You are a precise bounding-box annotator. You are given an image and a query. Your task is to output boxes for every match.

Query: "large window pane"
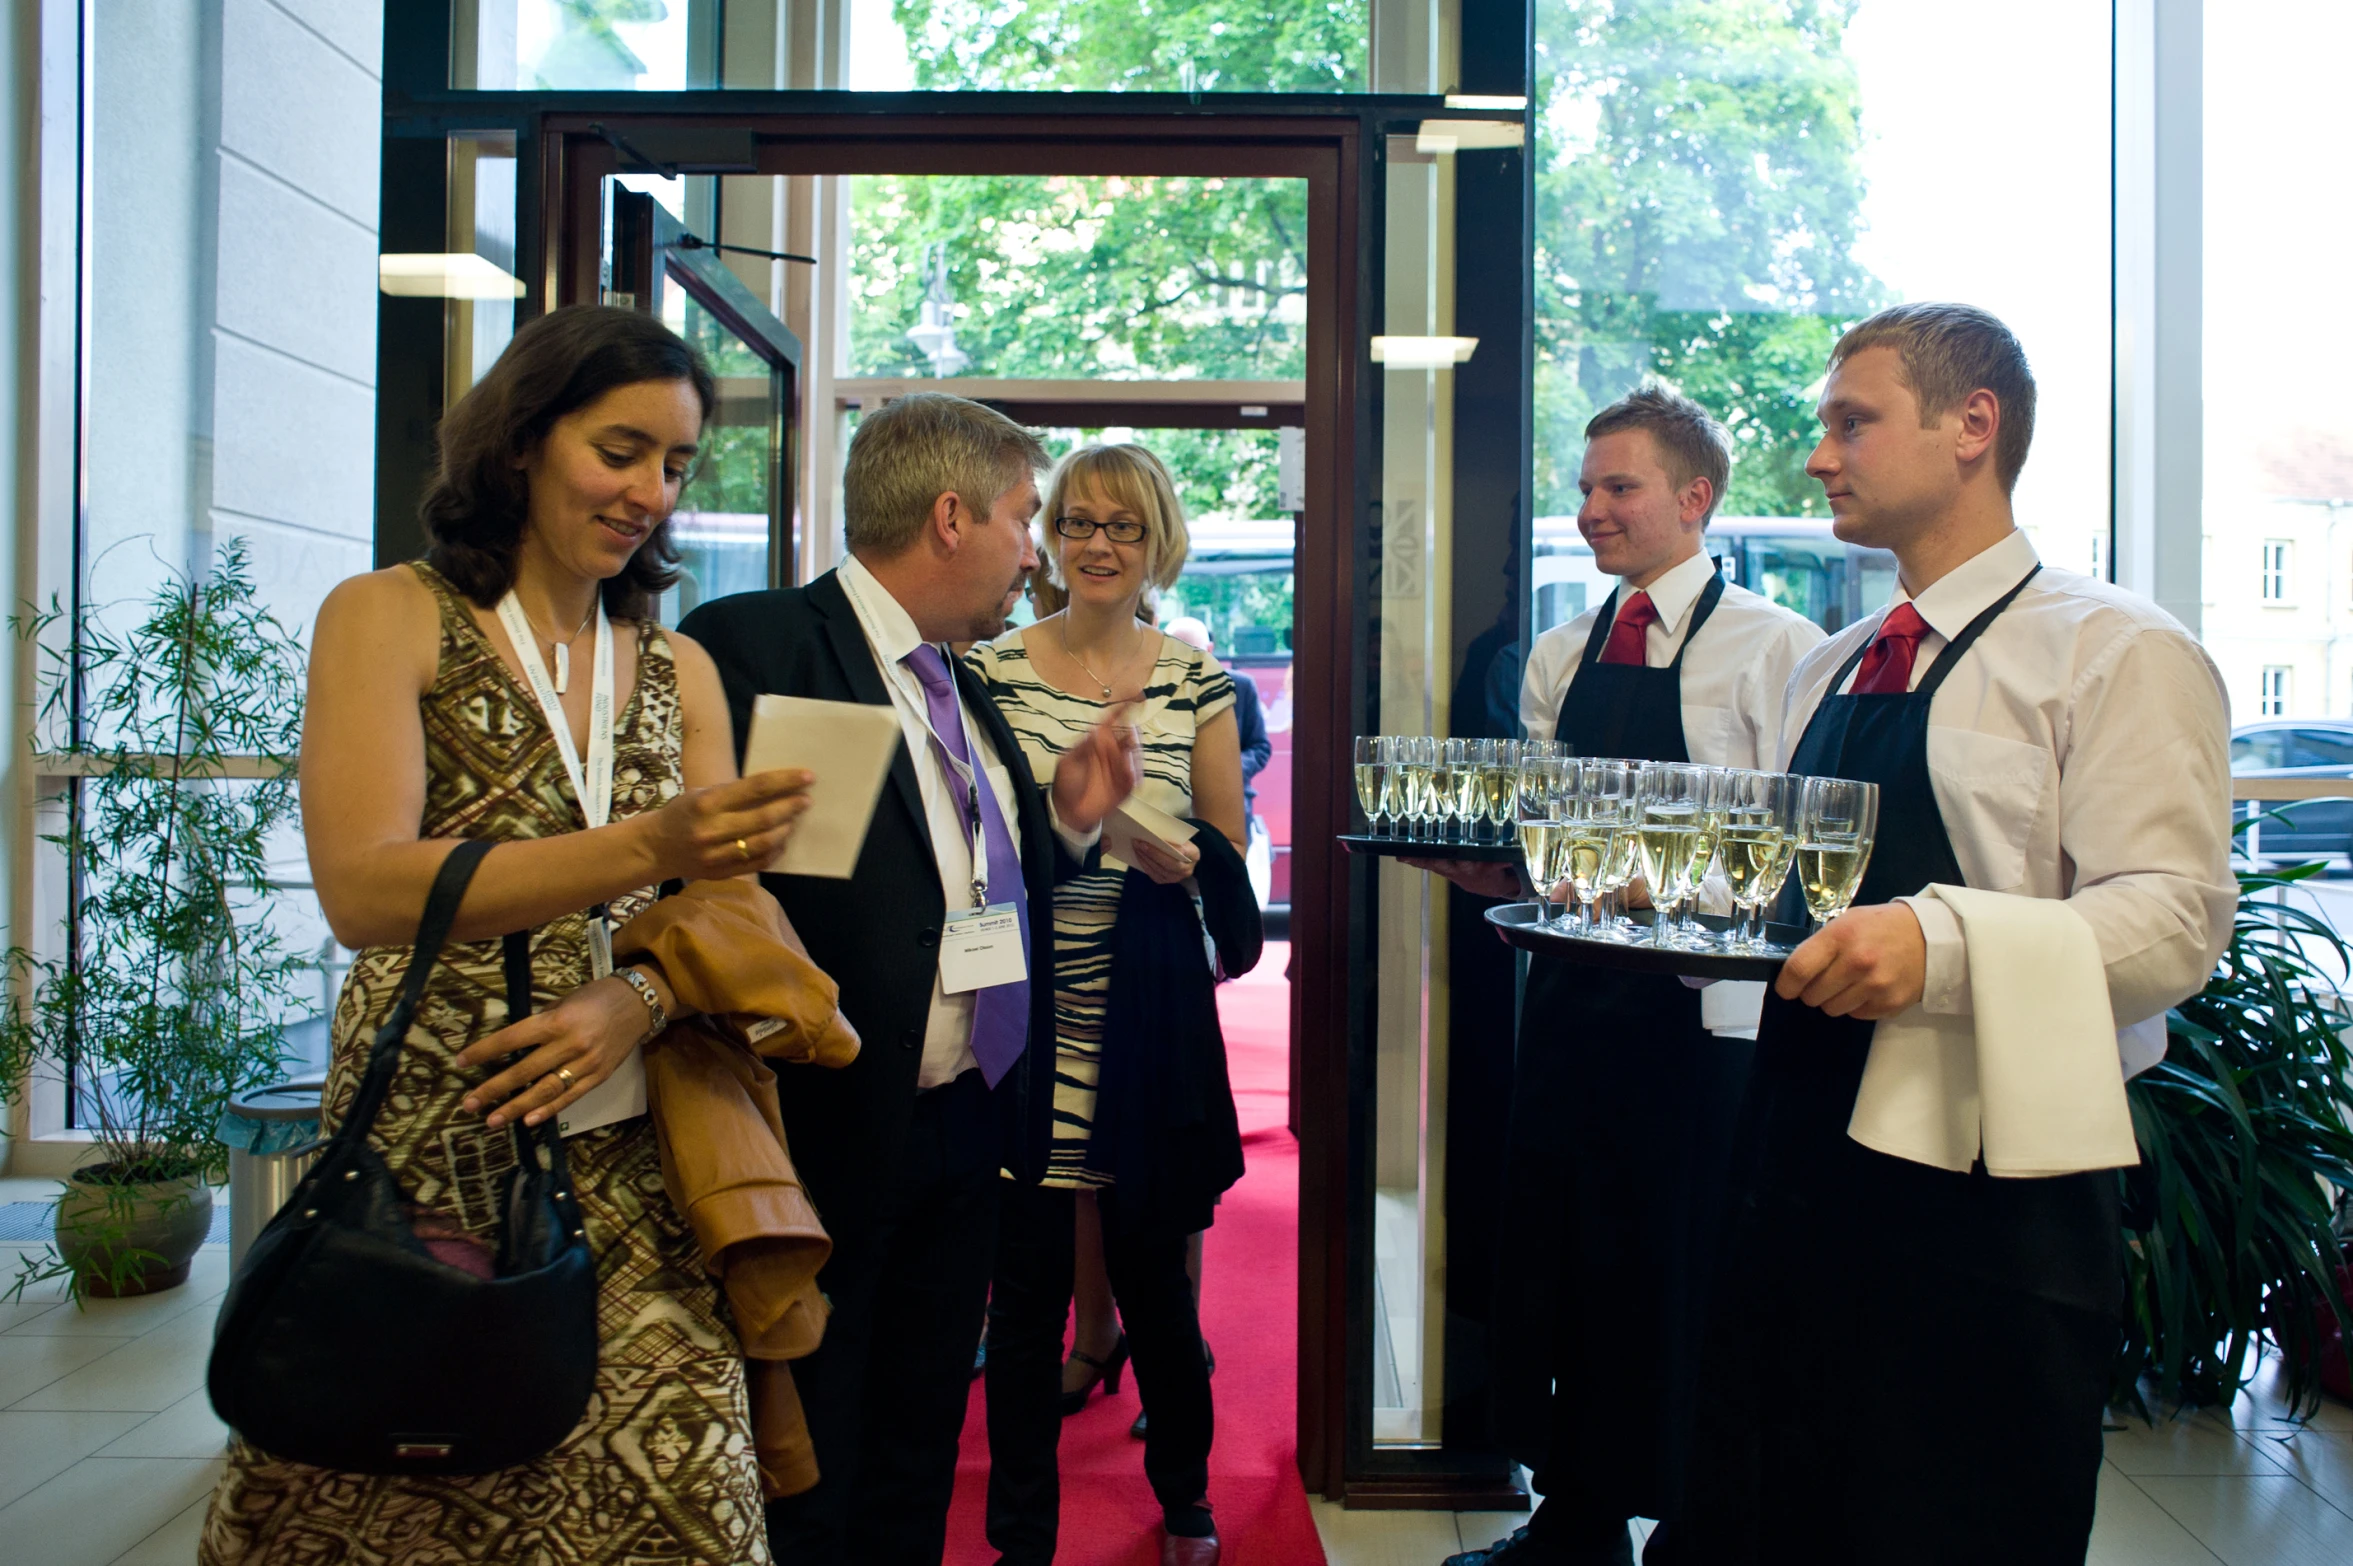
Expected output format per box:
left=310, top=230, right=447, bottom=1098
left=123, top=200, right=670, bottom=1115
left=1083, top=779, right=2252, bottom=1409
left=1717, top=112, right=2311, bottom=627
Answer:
left=1532, top=0, right=2111, bottom=638
left=848, top=175, right=1309, bottom=380
left=2201, top=0, right=2353, bottom=722
left=62, top=0, right=383, bottom=1121
left=459, top=0, right=709, bottom=90
left=852, top=0, right=1368, bottom=92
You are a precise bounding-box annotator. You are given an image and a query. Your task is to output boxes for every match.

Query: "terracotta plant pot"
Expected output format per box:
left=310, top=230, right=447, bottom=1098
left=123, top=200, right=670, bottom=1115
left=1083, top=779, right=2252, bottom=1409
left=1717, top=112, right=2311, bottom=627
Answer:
left=54, top=1164, right=213, bottom=1298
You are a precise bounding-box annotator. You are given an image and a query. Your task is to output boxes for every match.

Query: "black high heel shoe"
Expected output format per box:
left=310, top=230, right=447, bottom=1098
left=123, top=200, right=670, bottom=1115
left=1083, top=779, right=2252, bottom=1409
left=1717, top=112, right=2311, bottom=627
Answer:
left=1061, top=1333, right=1129, bottom=1416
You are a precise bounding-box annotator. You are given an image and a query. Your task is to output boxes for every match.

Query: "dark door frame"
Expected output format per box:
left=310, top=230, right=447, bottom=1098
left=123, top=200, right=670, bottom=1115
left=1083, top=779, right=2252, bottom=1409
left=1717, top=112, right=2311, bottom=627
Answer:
left=378, top=75, right=1530, bottom=1505
left=607, top=187, right=803, bottom=586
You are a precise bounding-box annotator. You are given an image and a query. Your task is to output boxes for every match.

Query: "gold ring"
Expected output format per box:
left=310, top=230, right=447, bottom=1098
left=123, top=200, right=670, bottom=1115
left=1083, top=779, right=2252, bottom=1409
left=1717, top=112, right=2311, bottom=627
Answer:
left=736, top=837, right=752, bottom=862
left=556, top=1066, right=577, bottom=1089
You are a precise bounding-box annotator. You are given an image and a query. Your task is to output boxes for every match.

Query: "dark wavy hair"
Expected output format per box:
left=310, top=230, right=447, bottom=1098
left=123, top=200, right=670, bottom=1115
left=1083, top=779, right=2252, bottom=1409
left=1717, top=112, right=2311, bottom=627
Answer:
left=420, top=305, right=717, bottom=618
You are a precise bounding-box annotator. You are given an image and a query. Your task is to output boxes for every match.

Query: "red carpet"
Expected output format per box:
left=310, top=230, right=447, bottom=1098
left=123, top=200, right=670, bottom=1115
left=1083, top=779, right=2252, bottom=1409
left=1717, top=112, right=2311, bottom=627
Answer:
left=943, top=942, right=1323, bottom=1565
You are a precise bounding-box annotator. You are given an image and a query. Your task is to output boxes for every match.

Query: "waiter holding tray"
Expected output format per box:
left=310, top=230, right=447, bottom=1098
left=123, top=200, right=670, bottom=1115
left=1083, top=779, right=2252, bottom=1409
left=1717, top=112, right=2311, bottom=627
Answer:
left=1677, top=304, right=2235, bottom=1565
left=1414, top=385, right=1819, bottom=1566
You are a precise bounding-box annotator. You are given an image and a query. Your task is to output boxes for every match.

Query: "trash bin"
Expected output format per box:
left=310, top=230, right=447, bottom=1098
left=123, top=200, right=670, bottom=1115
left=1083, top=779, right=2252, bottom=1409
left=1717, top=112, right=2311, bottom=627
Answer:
left=218, top=1081, right=324, bottom=1268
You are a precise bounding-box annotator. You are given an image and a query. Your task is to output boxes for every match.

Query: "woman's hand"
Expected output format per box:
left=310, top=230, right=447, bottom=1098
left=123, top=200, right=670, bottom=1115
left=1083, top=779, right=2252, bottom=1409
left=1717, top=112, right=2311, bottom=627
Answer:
left=1128, top=834, right=1201, bottom=886
left=637, top=767, right=813, bottom=881
left=456, top=975, right=652, bottom=1130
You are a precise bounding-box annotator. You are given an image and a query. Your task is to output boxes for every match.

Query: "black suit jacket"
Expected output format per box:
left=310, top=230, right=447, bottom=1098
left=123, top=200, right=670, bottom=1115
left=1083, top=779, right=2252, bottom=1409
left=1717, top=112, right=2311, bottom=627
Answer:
left=678, top=570, right=1070, bottom=1235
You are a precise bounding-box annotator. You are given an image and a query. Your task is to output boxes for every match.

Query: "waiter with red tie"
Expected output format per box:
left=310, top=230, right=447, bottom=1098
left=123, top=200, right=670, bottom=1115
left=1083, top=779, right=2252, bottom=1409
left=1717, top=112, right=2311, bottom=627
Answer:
left=1677, top=305, right=2234, bottom=1565
left=1418, top=386, right=1819, bottom=1566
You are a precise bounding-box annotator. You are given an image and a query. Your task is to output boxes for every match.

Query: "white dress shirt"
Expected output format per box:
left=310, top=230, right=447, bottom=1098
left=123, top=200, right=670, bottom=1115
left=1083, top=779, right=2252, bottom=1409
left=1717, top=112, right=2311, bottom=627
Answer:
left=838, top=555, right=1093, bottom=1090
left=1775, top=528, right=2236, bottom=1079
left=1520, top=548, right=1824, bottom=1034
left=1520, top=548, right=1824, bottom=769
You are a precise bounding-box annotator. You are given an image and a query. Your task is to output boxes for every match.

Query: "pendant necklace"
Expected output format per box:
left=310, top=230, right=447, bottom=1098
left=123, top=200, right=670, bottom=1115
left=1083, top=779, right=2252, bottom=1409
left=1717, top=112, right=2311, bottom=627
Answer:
left=1060, top=617, right=1134, bottom=701
left=522, top=599, right=597, bottom=694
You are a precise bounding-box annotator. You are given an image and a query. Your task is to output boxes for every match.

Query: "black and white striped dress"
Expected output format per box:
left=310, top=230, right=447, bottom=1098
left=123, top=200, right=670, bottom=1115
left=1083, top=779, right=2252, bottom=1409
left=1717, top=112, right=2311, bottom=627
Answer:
left=968, top=627, right=1237, bottom=1188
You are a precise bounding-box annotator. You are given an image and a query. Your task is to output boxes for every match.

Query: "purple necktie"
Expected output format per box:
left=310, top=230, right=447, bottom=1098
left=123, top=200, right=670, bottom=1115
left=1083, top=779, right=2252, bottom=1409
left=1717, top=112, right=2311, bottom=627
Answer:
left=903, top=643, right=1031, bottom=1087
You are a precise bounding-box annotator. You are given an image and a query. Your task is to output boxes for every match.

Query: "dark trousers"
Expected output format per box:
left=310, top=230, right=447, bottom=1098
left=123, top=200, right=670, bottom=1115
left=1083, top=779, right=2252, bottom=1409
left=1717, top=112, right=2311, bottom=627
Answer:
left=1679, top=1160, right=2119, bottom=1566
left=765, top=1070, right=999, bottom=1566
left=984, top=1180, right=1212, bottom=1564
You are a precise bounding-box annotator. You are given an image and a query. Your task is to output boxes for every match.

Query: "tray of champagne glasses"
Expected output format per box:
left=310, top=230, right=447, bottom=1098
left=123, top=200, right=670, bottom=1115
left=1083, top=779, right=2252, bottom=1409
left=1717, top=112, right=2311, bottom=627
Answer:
left=1339, top=834, right=1523, bottom=863
left=1484, top=902, right=1810, bottom=981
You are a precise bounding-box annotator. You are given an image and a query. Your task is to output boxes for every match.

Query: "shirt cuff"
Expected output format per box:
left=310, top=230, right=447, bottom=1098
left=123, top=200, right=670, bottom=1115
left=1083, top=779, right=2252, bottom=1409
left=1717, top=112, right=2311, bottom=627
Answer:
left=1047, top=797, right=1102, bottom=861
left=1898, top=893, right=1972, bottom=1016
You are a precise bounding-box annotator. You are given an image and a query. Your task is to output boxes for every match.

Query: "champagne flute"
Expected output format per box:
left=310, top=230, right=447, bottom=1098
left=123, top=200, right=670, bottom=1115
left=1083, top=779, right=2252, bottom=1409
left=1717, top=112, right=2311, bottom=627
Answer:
left=1636, top=762, right=1706, bottom=948
left=1561, top=758, right=1629, bottom=934
left=1681, top=765, right=1733, bottom=945
left=1353, top=735, right=1392, bottom=836
left=1483, top=739, right=1522, bottom=844
left=1796, top=776, right=1880, bottom=927
left=1516, top=752, right=1568, bottom=923
left=1395, top=737, right=1435, bottom=843
left=1720, top=770, right=1798, bottom=949
left=1444, top=738, right=1482, bottom=844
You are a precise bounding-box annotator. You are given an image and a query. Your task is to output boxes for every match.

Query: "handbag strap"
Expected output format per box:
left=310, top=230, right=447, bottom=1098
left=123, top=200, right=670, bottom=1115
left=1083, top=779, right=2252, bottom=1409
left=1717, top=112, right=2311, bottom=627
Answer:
left=338, top=840, right=500, bottom=1142
left=499, top=926, right=570, bottom=1178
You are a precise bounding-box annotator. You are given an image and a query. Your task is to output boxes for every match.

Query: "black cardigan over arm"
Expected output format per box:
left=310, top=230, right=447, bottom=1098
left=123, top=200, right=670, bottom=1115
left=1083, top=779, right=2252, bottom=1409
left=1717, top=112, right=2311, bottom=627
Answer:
left=1087, top=822, right=1261, bottom=1234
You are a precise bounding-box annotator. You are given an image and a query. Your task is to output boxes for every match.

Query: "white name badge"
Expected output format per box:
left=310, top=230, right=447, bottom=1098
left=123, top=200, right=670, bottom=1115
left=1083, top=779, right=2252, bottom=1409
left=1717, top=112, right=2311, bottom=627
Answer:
left=938, top=904, right=1026, bottom=994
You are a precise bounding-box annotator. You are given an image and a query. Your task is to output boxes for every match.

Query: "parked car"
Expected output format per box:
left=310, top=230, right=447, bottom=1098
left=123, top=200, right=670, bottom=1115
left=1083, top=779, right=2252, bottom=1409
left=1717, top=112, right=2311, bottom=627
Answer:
left=2230, top=720, right=2353, bottom=866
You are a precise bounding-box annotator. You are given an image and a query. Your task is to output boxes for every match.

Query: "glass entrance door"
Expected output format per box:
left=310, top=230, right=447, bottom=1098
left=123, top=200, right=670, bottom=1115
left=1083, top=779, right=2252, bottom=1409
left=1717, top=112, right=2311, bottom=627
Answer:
left=606, top=186, right=801, bottom=618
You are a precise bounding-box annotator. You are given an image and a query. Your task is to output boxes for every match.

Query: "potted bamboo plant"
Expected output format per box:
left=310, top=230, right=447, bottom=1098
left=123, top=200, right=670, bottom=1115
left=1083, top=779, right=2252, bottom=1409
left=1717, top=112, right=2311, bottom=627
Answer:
left=0, top=540, right=307, bottom=1301
left=2116, top=838, right=2353, bottom=1416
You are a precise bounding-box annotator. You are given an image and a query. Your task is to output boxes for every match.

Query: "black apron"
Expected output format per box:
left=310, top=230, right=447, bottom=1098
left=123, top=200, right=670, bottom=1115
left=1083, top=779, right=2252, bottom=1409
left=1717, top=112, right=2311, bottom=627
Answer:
left=1496, top=572, right=1752, bottom=1536
left=1681, top=569, right=2121, bottom=1566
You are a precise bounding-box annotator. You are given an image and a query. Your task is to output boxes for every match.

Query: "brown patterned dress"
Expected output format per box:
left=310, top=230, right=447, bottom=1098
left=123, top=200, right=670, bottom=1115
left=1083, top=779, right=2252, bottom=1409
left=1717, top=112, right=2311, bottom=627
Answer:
left=201, top=563, right=770, bottom=1566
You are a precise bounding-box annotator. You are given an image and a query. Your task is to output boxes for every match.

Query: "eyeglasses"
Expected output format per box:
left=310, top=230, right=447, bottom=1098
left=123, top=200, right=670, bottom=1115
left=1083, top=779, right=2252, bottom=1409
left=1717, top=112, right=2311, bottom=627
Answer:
left=1052, top=515, right=1148, bottom=544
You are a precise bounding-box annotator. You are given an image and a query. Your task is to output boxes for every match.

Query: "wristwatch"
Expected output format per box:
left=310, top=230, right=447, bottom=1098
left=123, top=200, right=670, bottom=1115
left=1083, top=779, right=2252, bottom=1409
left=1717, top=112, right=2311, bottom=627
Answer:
left=614, top=965, right=669, bottom=1044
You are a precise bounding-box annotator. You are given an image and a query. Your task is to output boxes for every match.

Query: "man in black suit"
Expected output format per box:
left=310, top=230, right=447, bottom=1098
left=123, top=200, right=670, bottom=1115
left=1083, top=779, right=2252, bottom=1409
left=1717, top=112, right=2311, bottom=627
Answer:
left=680, top=393, right=1136, bottom=1566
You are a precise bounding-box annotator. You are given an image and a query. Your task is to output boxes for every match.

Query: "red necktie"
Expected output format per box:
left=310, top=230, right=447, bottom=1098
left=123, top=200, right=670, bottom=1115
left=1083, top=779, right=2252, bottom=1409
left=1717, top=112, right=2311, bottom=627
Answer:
left=1851, top=602, right=1931, bottom=695
left=1599, top=591, right=1658, bottom=666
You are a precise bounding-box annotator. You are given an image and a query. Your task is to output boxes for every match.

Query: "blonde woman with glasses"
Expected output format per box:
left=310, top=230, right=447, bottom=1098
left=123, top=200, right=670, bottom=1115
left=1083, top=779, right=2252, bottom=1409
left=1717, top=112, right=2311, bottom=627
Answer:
left=968, top=444, right=1258, bottom=1566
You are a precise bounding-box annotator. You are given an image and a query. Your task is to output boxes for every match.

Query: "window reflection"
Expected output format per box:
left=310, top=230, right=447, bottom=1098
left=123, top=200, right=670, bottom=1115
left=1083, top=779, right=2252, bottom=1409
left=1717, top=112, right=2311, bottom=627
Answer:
left=1535, top=0, right=2110, bottom=573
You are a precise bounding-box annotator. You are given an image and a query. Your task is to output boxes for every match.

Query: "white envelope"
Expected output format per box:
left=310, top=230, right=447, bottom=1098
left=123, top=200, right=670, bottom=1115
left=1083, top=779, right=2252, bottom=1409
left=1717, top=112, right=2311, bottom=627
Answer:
left=556, top=1048, right=646, bottom=1138
left=1100, top=796, right=1197, bottom=868
left=741, top=693, right=905, bottom=878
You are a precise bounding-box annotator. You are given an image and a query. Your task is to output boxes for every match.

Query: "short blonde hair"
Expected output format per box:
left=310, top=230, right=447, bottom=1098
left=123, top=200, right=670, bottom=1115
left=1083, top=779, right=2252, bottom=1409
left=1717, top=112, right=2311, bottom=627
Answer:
left=1041, top=444, right=1191, bottom=597
left=843, top=392, right=1050, bottom=557
left=1830, top=303, right=2037, bottom=492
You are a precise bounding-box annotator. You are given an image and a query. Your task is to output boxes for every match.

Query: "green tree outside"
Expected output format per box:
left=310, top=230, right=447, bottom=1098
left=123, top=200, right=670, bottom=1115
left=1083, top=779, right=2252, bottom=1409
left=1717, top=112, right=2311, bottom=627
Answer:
left=1535, top=0, right=1887, bottom=518
left=841, top=1, right=1362, bottom=527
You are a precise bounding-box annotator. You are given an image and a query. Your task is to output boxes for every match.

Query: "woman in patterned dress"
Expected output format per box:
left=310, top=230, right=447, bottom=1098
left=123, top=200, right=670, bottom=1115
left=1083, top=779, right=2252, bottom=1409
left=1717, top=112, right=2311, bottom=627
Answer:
left=201, top=307, right=811, bottom=1566
left=968, top=444, right=1249, bottom=1565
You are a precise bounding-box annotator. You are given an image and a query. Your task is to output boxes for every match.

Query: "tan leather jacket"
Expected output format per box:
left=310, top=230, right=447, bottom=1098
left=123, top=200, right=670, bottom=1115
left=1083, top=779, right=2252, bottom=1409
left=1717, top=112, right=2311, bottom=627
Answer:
left=616, top=879, right=860, bottom=1500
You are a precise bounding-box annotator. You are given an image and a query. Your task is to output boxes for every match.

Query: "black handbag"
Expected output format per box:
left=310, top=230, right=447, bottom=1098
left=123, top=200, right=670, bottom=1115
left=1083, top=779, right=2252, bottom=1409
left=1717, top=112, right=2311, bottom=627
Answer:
left=207, top=840, right=600, bottom=1474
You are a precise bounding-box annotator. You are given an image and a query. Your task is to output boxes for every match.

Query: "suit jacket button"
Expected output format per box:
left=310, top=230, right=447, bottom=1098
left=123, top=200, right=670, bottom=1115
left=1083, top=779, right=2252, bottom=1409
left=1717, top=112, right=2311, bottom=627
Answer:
left=901, top=1028, right=920, bottom=1050
left=918, top=927, right=940, bottom=949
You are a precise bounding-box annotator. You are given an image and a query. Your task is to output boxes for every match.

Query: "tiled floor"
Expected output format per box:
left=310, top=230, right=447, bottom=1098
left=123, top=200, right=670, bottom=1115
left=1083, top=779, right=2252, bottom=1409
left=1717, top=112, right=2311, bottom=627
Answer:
left=1, top=1163, right=2348, bottom=1566
left=1312, top=1358, right=2353, bottom=1566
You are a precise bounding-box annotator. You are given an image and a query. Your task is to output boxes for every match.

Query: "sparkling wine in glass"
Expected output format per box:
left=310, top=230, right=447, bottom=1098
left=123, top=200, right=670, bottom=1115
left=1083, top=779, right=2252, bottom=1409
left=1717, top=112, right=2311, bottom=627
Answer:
left=1796, top=776, right=1879, bottom=927
left=1353, top=735, right=1391, bottom=835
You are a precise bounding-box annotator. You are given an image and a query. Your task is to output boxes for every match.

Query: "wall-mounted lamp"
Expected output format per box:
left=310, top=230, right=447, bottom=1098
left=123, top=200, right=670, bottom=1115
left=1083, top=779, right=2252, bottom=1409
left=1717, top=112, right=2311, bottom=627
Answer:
left=378, top=253, right=527, bottom=299
left=1444, top=94, right=1529, bottom=112
left=1415, top=120, right=1526, bottom=155
left=1371, top=336, right=1479, bottom=369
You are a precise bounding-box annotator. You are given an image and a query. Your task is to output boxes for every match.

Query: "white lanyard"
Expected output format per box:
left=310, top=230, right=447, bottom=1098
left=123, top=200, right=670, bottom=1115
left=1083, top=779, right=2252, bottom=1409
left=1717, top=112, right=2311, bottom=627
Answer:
left=497, top=591, right=615, bottom=829
left=840, top=568, right=994, bottom=910
left=496, top=590, right=618, bottom=972
left=923, top=717, right=993, bottom=912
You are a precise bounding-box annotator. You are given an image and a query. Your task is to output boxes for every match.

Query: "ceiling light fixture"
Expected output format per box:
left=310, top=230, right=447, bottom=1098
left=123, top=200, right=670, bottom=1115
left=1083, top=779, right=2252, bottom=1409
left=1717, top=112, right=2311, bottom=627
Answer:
left=378, top=253, right=527, bottom=299
left=1371, top=336, right=1479, bottom=369
left=1415, top=120, right=1526, bottom=155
